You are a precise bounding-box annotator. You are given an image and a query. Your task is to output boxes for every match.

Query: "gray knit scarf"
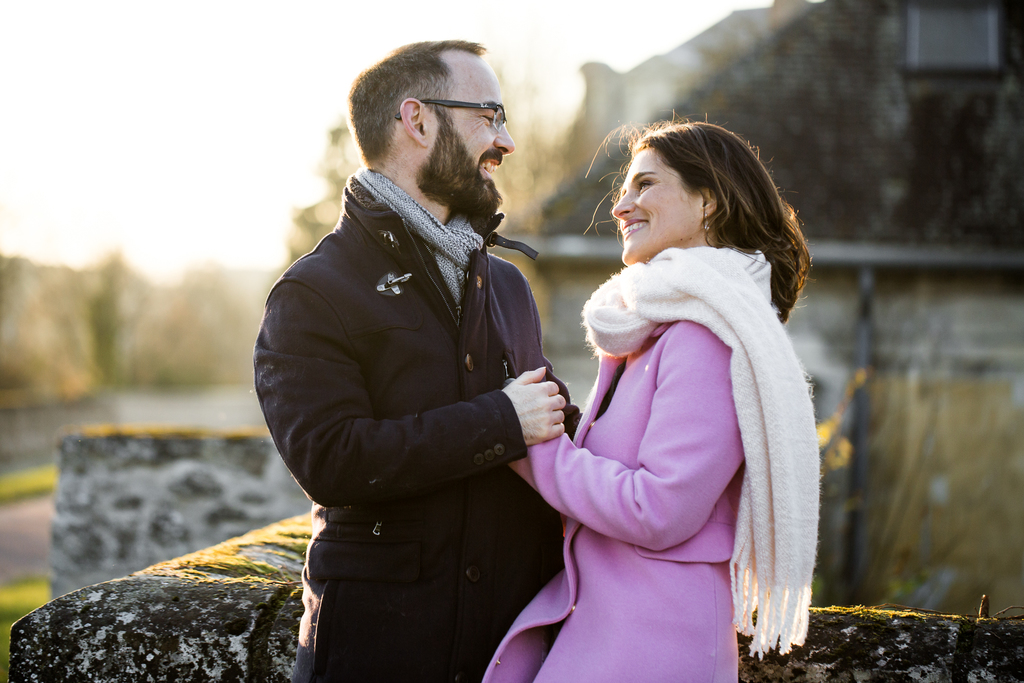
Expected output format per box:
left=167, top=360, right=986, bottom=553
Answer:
left=354, top=168, right=483, bottom=315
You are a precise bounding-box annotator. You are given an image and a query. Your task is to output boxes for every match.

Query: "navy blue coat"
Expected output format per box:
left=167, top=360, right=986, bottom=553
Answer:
left=254, top=180, right=579, bottom=683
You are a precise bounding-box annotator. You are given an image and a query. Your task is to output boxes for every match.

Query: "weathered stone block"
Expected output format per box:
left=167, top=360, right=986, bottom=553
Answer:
left=51, top=427, right=310, bottom=597
left=738, top=607, right=969, bottom=682
left=964, top=618, right=1024, bottom=683
left=11, top=516, right=308, bottom=683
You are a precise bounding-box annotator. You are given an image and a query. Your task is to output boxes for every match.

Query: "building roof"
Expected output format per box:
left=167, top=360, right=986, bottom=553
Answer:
left=660, top=8, right=772, bottom=72
left=538, top=0, right=1024, bottom=250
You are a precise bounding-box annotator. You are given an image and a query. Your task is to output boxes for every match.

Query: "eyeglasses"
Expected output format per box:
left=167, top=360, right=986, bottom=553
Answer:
left=394, top=99, right=507, bottom=132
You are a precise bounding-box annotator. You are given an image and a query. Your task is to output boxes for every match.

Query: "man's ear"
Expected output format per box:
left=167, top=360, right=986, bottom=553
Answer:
left=397, top=98, right=432, bottom=150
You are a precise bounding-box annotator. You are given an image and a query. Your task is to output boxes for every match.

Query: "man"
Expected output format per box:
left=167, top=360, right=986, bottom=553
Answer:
left=254, top=40, right=580, bottom=683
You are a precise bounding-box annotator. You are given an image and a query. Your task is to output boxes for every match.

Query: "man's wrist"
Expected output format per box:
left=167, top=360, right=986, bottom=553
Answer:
left=488, top=389, right=529, bottom=462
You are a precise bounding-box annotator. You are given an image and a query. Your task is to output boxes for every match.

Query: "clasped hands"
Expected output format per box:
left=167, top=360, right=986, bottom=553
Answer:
left=502, top=367, right=566, bottom=446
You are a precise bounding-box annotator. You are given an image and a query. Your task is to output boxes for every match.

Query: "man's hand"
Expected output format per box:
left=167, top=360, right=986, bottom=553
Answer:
left=502, top=367, right=566, bottom=446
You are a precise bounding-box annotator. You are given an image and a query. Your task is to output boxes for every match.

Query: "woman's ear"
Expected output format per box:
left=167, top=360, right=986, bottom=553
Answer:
left=701, top=189, right=718, bottom=219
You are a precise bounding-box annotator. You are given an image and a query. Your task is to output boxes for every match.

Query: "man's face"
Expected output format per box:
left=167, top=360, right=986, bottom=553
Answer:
left=417, top=111, right=504, bottom=221
left=416, top=53, right=515, bottom=222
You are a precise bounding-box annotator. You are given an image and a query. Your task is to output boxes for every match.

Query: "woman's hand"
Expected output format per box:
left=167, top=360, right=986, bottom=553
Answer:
left=502, top=367, right=566, bottom=446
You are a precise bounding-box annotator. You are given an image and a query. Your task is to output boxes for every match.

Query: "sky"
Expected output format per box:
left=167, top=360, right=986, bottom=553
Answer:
left=0, top=0, right=779, bottom=281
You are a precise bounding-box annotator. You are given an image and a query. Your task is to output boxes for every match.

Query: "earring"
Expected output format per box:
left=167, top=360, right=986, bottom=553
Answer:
left=703, top=207, right=709, bottom=231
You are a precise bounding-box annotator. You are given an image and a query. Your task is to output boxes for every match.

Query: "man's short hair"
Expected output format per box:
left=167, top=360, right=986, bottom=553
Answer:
left=348, top=40, right=486, bottom=166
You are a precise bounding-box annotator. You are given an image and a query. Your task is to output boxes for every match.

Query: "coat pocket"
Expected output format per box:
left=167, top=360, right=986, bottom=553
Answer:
left=344, top=289, right=423, bottom=338
left=633, top=521, right=735, bottom=564
left=307, top=537, right=421, bottom=583
left=502, top=349, right=518, bottom=386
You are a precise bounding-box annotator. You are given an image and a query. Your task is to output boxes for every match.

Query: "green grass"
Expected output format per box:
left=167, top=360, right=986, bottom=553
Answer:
left=0, top=576, right=50, bottom=683
left=0, top=465, right=57, bottom=505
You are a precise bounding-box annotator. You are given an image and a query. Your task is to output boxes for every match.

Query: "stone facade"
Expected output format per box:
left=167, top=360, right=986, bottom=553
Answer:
left=50, top=428, right=310, bottom=597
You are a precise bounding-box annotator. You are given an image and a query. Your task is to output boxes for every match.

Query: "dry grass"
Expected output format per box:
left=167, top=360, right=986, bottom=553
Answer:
left=0, top=466, right=57, bottom=506
left=862, top=376, right=1024, bottom=614
left=0, top=576, right=50, bottom=683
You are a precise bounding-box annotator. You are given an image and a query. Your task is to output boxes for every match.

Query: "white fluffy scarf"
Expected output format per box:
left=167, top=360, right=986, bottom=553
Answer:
left=582, top=246, right=819, bottom=657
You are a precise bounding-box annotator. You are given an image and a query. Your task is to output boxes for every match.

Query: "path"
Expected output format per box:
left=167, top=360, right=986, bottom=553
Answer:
left=0, top=495, right=54, bottom=585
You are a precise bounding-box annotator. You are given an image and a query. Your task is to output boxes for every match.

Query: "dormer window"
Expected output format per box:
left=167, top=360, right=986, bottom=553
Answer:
left=906, top=0, right=1003, bottom=73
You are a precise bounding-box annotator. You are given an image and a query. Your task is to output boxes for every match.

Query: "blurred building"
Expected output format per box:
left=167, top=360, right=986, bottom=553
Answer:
left=562, top=0, right=812, bottom=172
left=512, top=0, right=1024, bottom=614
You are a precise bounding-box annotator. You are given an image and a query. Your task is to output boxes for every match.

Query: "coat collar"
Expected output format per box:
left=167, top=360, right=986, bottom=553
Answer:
left=344, top=176, right=503, bottom=236
left=339, top=176, right=545, bottom=260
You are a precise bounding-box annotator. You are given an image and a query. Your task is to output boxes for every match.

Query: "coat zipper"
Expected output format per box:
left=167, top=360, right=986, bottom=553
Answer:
left=409, top=232, right=460, bottom=327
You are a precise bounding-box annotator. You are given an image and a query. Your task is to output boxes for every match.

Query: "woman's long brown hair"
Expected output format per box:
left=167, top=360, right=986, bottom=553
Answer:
left=627, top=120, right=810, bottom=322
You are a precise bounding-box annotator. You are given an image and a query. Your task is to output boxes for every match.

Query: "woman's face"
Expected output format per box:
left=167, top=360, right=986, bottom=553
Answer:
left=613, top=148, right=713, bottom=266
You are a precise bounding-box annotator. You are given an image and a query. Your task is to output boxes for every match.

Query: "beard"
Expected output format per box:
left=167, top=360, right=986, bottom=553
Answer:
left=417, top=111, right=503, bottom=222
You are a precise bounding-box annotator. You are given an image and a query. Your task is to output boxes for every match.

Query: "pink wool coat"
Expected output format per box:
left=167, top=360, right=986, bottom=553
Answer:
left=483, top=321, right=745, bottom=683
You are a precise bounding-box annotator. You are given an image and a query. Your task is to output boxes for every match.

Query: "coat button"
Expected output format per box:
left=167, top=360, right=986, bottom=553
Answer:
left=476, top=275, right=483, bottom=289
left=484, top=449, right=495, bottom=461
left=473, top=453, right=485, bottom=465
left=494, top=443, right=505, bottom=456
left=465, top=354, right=474, bottom=371
left=465, top=565, right=481, bottom=582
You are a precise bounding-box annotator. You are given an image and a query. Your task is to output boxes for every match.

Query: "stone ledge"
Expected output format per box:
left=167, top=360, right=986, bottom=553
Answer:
left=738, top=606, right=1024, bottom=682
left=11, top=516, right=308, bottom=683
left=11, top=516, right=1024, bottom=682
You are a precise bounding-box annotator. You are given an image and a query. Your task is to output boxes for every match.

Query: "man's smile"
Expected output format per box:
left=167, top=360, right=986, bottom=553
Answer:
left=479, top=148, right=503, bottom=181
left=480, top=158, right=499, bottom=179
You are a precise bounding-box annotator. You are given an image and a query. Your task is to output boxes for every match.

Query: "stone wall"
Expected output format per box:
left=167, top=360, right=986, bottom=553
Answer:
left=11, top=516, right=1024, bottom=682
left=50, top=428, right=310, bottom=597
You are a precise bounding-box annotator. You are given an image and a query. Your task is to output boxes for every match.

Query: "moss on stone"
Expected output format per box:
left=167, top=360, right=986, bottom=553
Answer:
left=72, top=424, right=271, bottom=440
left=812, top=604, right=942, bottom=623
left=138, top=516, right=308, bottom=584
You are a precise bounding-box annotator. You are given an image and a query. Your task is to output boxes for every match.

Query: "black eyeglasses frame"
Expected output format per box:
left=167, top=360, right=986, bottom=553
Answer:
left=394, top=99, right=507, bottom=130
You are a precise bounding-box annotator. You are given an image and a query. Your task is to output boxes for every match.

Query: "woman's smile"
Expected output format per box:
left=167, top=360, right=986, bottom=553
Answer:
left=621, top=218, right=648, bottom=238
left=613, top=149, right=713, bottom=266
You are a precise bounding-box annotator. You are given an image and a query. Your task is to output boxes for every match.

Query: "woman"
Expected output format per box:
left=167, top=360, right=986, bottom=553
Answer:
left=489, top=121, right=820, bottom=682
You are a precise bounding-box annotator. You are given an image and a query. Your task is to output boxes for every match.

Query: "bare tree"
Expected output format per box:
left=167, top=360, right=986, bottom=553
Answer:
left=286, top=118, right=361, bottom=266
left=488, top=57, right=575, bottom=233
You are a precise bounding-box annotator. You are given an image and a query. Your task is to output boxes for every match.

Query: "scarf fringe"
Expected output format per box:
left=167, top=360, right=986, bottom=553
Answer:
left=732, top=561, right=813, bottom=657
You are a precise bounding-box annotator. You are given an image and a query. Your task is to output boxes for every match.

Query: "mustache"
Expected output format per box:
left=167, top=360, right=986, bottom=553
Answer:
left=479, top=148, right=503, bottom=167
